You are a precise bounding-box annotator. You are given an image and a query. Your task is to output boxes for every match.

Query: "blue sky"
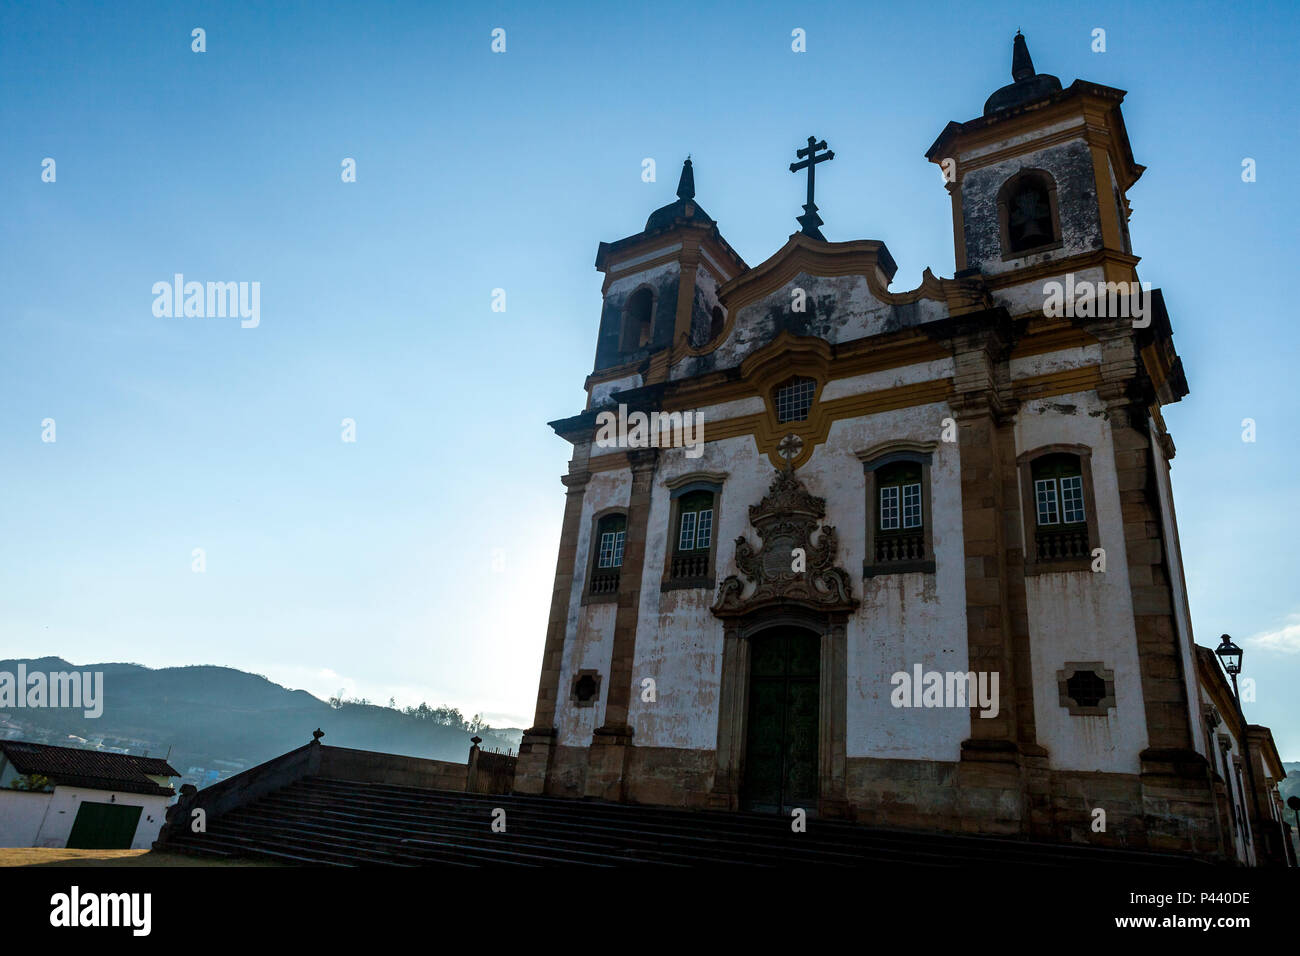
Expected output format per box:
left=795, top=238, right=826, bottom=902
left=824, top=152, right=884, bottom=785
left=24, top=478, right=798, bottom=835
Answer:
left=1, top=1, right=1296, bottom=756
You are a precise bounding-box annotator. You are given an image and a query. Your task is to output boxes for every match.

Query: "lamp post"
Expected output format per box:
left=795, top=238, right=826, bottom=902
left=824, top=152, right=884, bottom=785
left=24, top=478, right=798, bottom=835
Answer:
left=1216, top=634, right=1269, bottom=864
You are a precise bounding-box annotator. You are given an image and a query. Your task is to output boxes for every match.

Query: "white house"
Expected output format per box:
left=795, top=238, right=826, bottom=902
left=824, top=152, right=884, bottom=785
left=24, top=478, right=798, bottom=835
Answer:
left=0, top=740, right=179, bottom=850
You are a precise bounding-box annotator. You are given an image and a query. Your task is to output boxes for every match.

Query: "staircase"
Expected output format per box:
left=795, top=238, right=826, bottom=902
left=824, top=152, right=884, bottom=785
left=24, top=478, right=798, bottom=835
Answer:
left=161, top=776, right=1196, bottom=866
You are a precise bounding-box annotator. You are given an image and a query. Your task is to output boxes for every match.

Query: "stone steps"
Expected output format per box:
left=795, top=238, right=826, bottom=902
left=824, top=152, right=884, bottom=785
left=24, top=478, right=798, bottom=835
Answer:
left=162, top=775, right=1196, bottom=867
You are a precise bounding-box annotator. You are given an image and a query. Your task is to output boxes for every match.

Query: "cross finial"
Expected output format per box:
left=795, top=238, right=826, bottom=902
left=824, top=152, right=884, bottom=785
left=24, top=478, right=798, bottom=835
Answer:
left=777, top=434, right=804, bottom=469
left=789, top=136, right=834, bottom=240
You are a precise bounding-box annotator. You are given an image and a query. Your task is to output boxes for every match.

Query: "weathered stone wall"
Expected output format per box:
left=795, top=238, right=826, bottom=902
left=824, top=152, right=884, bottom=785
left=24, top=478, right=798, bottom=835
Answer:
left=672, top=272, right=949, bottom=381
left=688, top=263, right=722, bottom=346
left=594, top=260, right=681, bottom=371
left=960, top=135, right=1103, bottom=276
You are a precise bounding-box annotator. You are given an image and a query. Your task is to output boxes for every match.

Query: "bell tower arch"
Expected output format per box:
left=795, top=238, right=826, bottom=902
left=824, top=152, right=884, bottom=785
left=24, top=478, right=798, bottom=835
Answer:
left=926, top=32, right=1144, bottom=286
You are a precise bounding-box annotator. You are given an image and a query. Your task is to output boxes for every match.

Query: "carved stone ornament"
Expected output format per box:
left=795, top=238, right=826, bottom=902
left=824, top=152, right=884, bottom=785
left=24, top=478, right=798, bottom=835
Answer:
left=712, top=468, right=857, bottom=618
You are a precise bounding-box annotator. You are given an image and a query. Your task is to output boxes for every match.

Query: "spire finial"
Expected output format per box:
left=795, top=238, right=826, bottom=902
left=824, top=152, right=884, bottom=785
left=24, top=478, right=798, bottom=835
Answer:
left=676, top=157, right=695, bottom=200
left=1011, top=31, right=1035, bottom=82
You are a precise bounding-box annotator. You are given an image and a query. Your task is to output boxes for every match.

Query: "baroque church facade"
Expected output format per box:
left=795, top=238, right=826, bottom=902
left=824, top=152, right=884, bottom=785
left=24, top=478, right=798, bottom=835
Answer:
left=514, top=34, right=1284, bottom=860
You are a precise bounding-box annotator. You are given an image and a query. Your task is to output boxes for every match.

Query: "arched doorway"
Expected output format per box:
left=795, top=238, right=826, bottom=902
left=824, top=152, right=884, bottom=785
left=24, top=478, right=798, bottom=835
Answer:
left=743, top=628, right=820, bottom=813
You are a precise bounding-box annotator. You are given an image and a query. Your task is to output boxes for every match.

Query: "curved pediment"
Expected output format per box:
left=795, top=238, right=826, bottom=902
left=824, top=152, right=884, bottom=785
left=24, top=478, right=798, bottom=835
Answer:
left=670, top=234, right=990, bottom=379
left=717, top=233, right=904, bottom=316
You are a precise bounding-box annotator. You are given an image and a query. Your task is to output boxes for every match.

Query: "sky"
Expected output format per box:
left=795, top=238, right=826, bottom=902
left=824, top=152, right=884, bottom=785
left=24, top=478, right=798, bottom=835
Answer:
left=0, top=1, right=1296, bottom=756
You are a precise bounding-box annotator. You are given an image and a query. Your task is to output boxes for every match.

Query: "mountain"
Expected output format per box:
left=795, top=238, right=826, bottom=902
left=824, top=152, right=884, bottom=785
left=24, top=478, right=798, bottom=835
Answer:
left=0, top=657, right=521, bottom=786
left=1281, top=762, right=1300, bottom=805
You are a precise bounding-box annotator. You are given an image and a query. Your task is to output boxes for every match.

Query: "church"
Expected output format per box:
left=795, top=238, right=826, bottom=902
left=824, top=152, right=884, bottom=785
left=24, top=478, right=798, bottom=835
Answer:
left=513, top=33, right=1290, bottom=861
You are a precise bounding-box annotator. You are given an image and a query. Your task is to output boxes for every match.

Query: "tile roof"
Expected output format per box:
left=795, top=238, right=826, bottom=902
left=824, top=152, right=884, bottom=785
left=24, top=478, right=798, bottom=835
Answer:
left=0, top=740, right=179, bottom=796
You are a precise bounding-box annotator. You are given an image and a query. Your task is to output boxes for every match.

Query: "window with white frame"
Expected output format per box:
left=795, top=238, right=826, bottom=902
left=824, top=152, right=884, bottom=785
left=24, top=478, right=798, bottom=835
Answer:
left=1020, top=448, right=1096, bottom=569
left=1032, top=454, right=1086, bottom=528
left=861, top=447, right=935, bottom=575
left=677, top=491, right=714, bottom=552
left=598, top=531, right=625, bottom=568
left=587, top=512, right=627, bottom=601
left=878, top=461, right=923, bottom=532
left=667, top=487, right=718, bottom=586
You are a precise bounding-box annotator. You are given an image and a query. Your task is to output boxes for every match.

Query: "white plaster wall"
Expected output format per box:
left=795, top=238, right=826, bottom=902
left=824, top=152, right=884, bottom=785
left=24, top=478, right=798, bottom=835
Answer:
left=1150, top=419, right=1205, bottom=759
left=12, top=787, right=171, bottom=849
left=688, top=395, right=765, bottom=422
left=1197, top=684, right=1253, bottom=864
left=959, top=117, right=1086, bottom=162
left=0, top=790, right=52, bottom=847
left=672, top=272, right=950, bottom=381
left=819, top=358, right=954, bottom=400
left=590, top=373, right=642, bottom=409
left=993, top=265, right=1107, bottom=316
left=833, top=406, right=971, bottom=760
left=625, top=396, right=970, bottom=762
left=607, top=245, right=681, bottom=277
left=554, top=470, right=628, bottom=747
left=699, top=248, right=735, bottom=283
left=604, top=259, right=679, bottom=301
left=1017, top=391, right=1149, bottom=773
left=1010, top=344, right=1102, bottom=380
left=626, top=436, right=745, bottom=750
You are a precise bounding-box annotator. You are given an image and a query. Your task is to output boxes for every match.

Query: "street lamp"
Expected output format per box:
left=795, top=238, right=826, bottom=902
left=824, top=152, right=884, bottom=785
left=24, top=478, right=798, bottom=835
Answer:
left=1215, top=633, right=1269, bottom=864
left=1215, top=634, right=1243, bottom=686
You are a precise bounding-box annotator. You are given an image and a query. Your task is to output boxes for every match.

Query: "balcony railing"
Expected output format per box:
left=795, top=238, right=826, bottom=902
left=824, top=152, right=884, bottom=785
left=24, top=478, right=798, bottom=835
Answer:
left=590, top=569, right=620, bottom=594
left=669, top=552, right=710, bottom=583
left=1035, top=526, right=1089, bottom=562
left=875, top=532, right=925, bottom=564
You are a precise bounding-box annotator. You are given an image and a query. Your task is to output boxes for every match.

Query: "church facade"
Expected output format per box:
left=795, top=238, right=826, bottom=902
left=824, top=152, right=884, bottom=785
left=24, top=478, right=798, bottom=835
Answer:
left=514, top=34, right=1279, bottom=860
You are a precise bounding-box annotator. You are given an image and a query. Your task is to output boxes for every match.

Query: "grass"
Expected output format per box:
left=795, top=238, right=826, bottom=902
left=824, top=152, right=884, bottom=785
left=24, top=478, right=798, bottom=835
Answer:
left=0, top=847, right=277, bottom=867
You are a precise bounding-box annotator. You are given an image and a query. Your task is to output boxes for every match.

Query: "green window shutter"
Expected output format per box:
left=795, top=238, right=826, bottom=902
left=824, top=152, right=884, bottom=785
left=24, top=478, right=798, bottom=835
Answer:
left=875, top=461, right=922, bottom=534
left=674, top=491, right=715, bottom=553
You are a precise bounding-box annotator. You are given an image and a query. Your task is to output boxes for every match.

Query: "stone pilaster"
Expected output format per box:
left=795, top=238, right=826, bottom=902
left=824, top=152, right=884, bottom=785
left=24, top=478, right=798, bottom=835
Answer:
left=514, top=460, right=591, bottom=795
left=1094, top=324, right=1217, bottom=854
left=584, top=448, right=658, bottom=800
left=948, top=327, right=1020, bottom=757
left=941, top=318, right=1051, bottom=835
left=817, top=618, right=850, bottom=818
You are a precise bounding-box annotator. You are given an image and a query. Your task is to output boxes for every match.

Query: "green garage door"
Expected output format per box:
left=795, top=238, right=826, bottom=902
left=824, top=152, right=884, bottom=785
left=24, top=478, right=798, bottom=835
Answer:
left=66, top=801, right=143, bottom=849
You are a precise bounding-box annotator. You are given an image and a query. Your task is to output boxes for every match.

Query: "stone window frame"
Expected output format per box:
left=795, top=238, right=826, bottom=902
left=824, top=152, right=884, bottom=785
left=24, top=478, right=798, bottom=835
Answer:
left=1017, top=443, right=1100, bottom=575
left=997, top=168, right=1064, bottom=261
left=660, top=472, right=727, bottom=593
left=582, top=506, right=628, bottom=606
left=856, top=440, right=937, bottom=578
left=1056, top=661, right=1116, bottom=716
left=569, top=669, right=603, bottom=708
left=618, top=284, right=657, bottom=354
left=713, top=606, right=852, bottom=816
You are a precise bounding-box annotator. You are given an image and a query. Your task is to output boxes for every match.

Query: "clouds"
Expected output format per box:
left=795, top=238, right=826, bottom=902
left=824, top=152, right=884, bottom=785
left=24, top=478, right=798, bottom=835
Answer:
left=1246, top=615, right=1300, bottom=654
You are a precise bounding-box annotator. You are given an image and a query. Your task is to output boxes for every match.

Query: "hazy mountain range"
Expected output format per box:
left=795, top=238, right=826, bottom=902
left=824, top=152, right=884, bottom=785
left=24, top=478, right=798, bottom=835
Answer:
left=0, top=657, right=521, bottom=786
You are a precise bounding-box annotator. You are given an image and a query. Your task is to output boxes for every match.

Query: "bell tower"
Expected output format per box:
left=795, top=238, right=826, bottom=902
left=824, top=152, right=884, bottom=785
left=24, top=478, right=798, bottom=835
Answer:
left=926, top=32, right=1144, bottom=287
left=587, top=159, right=746, bottom=405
